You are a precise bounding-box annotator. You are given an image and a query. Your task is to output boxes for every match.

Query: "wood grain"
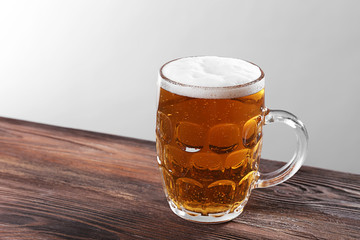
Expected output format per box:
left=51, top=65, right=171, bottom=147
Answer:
left=0, top=117, right=359, bottom=239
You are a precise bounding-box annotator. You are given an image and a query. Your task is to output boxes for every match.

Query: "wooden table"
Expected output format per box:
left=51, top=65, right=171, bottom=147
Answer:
left=0, top=117, right=359, bottom=239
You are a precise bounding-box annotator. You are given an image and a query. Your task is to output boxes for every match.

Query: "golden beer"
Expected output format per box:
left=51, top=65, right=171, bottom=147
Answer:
left=156, top=86, right=265, bottom=217
left=156, top=56, right=308, bottom=223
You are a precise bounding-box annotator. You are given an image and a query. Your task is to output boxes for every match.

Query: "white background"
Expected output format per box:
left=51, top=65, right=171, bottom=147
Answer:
left=1, top=0, right=359, bottom=174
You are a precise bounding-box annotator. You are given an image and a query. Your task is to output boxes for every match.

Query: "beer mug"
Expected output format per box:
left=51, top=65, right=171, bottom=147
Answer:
left=156, top=56, right=308, bottom=223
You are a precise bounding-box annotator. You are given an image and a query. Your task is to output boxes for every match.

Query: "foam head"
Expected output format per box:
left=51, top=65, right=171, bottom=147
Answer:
left=159, top=56, right=264, bottom=99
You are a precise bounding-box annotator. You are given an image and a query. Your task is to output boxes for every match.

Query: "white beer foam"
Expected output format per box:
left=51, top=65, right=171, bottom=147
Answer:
left=160, top=56, right=264, bottom=99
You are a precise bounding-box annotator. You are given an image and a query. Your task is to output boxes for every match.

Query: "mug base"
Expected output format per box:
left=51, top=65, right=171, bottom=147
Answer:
left=168, top=199, right=243, bottom=223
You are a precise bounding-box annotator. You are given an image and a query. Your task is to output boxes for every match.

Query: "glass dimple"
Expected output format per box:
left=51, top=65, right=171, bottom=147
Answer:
left=242, top=115, right=262, bottom=148
left=233, top=171, right=256, bottom=207
left=225, top=149, right=250, bottom=170
left=251, top=139, right=262, bottom=171
left=164, top=144, right=191, bottom=177
left=161, top=167, right=176, bottom=201
left=176, top=178, right=205, bottom=207
left=156, top=137, right=163, bottom=165
left=209, top=124, right=240, bottom=154
left=207, top=180, right=236, bottom=206
left=176, top=122, right=206, bottom=153
left=156, top=111, right=172, bottom=144
left=191, top=152, right=222, bottom=170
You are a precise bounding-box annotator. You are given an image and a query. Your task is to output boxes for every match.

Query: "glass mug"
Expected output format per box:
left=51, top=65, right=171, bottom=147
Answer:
left=155, top=56, right=308, bottom=223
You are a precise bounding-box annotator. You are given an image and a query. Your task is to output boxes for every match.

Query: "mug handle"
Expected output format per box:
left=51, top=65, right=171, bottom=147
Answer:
left=255, top=109, right=309, bottom=188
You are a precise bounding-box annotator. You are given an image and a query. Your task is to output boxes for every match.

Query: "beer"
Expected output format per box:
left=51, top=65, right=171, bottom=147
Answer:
left=156, top=56, right=265, bottom=218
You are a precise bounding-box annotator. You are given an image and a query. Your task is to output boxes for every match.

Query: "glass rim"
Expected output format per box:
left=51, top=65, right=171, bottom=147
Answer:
left=159, top=56, right=265, bottom=90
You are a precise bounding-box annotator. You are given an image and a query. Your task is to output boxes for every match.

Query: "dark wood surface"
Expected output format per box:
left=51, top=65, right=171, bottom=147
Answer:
left=0, top=117, right=359, bottom=240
